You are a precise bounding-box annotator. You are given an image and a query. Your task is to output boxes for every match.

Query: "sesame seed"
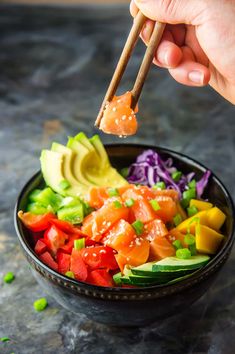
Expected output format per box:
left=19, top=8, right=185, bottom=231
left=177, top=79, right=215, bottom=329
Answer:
left=99, top=249, right=106, bottom=254
left=92, top=253, right=97, bottom=257
left=117, top=99, right=121, bottom=103
left=112, top=107, right=117, bottom=112
left=121, top=115, right=126, bottom=120
left=126, top=257, right=130, bottom=262
left=115, top=119, right=119, bottom=125
left=84, top=252, right=89, bottom=257
left=128, top=116, right=132, bottom=121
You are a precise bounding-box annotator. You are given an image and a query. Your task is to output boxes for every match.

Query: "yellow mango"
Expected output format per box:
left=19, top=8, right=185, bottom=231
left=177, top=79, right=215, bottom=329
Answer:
left=189, top=199, right=213, bottom=211
left=176, top=201, right=187, bottom=221
left=206, top=207, right=226, bottom=231
left=176, top=210, right=208, bottom=234
left=195, top=224, right=224, bottom=254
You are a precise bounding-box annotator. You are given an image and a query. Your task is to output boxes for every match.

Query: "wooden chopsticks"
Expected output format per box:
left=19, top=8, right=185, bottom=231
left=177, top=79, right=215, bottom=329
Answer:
left=95, top=12, right=165, bottom=127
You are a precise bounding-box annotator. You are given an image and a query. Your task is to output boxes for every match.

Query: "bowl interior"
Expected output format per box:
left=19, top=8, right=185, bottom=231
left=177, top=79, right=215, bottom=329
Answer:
left=15, top=144, right=235, bottom=290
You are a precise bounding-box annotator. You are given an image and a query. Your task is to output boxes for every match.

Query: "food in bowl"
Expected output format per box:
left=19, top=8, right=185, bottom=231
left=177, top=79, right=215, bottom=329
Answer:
left=18, top=132, right=226, bottom=288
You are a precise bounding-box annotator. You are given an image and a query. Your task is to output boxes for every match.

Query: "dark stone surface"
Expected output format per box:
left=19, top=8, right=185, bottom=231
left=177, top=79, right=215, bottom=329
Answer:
left=0, top=4, right=234, bottom=354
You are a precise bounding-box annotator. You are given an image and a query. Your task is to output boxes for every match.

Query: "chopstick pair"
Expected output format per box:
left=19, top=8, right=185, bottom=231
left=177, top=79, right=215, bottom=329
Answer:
left=95, top=11, right=165, bottom=127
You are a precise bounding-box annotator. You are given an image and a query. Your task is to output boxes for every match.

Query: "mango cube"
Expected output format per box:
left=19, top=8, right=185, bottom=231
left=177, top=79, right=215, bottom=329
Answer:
left=189, top=199, right=213, bottom=211
left=206, top=207, right=226, bottom=231
left=195, top=224, right=224, bottom=254
left=176, top=210, right=208, bottom=234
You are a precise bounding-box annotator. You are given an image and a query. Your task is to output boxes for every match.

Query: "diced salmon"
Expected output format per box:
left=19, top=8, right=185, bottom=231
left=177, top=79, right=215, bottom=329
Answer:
left=149, top=236, right=176, bottom=261
left=103, top=219, right=136, bottom=252
left=143, top=218, right=168, bottom=241
left=87, top=187, right=109, bottom=209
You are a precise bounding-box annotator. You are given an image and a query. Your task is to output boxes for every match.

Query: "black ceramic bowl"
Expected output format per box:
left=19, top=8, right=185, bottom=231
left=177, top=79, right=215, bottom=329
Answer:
left=15, top=144, right=235, bottom=327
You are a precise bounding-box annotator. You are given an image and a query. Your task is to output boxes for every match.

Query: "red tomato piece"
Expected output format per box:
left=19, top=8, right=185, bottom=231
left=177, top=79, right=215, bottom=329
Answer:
left=143, top=218, right=168, bottom=241
left=34, top=239, right=47, bottom=255
left=39, top=251, right=58, bottom=271
left=49, top=218, right=84, bottom=235
left=100, top=92, right=138, bottom=136
left=80, top=246, right=118, bottom=270
left=70, top=249, right=88, bottom=281
left=86, top=269, right=114, bottom=287
left=18, top=211, right=56, bottom=232
left=44, top=225, right=68, bottom=255
left=57, top=250, right=71, bottom=274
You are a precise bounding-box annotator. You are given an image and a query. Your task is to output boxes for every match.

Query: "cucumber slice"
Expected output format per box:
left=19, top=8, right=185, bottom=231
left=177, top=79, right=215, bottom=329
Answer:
left=131, top=262, right=192, bottom=277
left=152, top=255, right=210, bottom=271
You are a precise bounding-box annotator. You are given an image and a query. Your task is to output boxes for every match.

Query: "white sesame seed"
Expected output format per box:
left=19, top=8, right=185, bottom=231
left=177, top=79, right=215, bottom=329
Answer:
left=126, top=257, right=130, bottom=262
left=112, top=107, right=117, bottom=112
left=99, top=249, right=106, bottom=254
left=117, top=99, right=121, bottom=103
left=128, top=116, right=133, bottom=121
left=84, top=252, right=89, bottom=257
left=92, top=253, right=97, bottom=257
left=121, top=115, right=127, bottom=120
left=115, top=119, right=119, bottom=125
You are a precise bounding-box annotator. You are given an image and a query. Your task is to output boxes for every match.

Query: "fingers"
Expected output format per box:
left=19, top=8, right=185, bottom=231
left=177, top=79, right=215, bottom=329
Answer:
left=153, top=30, right=183, bottom=68
left=168, top=47, right=210, bottom=86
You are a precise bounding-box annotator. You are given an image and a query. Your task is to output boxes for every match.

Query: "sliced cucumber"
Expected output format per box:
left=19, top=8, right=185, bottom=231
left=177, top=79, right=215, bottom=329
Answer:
left=152, top=255, right=210, bottom=271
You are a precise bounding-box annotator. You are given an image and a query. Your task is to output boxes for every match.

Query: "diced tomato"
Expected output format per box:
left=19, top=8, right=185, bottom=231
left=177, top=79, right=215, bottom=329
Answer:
left=166, top=228, right=188, bottom=248
left=59, top=234, right=79, bottom=254
left=82, top=198, right=129, bottom=241
left=88, top=187, right=109, bottom=209
left=143, top=218, right=168, bottom=241
left=57, top=250, right=71, bottom=274
left=100, top=92, right=138, bottom=136
left=49, top=218, right=84, bottom=235
left=70, top=249, right=88, bottom=281
left=116, top=238, right=150, bottom=270
left=103, top=219, right=136, bottom=252
left=80, top=246, right=118, bottom=270
left=86, top=269, right=114, bottom=287
left=34, top=239, right=47, bottom=255
left=39, top=251, right=58, bottom=271
left=149, top=236, right=175, bottom=261
left=44, top=225, right=68, bottom=255
left=122, top=188, right=156, bottom=223
left=85, top=238, right=98, bottom=247
left=18, top=211, right=56, bottom=232
left=154, top=196, right=177, bottom=223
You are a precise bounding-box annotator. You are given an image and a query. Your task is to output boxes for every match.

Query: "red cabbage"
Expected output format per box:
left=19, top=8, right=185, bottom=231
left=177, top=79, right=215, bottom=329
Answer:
left=127, top=149, right=211, bottom=198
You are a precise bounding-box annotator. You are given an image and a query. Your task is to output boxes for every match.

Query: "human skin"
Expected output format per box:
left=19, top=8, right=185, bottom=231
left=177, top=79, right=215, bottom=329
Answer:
left=130, top=0, right=235, bottom=104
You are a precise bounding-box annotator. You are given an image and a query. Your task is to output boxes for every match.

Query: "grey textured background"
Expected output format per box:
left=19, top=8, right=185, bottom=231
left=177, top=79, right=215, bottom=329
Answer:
left=0, top=4, right=235, bottom=354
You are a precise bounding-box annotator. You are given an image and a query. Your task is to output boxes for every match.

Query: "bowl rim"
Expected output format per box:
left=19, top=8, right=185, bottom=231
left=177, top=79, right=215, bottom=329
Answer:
left=14, top=143, right=235, bottom=297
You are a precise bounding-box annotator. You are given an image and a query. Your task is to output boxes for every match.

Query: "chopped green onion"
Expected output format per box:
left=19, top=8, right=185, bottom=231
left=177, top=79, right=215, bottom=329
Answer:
left=173, top=213, right=182, bottom=227
left=181, top=198, right=189, bottom=209
left=0, top=337, right=10, bottom=342
left=113, top=272, right=122, bottom=285
left=176, top=248, right=191, bottom=259
left=120, top=167, right=129, bottom=178
left=124, top=198, right=135, bottom=207
left=59, top=179, right=71, bottom=190
left=188, top=179, right=196, bottom=188
left=172, top=171, right=182, bottom=182
left=184, top=233, right=195, bottom=245
left=149, top=199, right=161, bottom=211
left=173, top=240, right=183, bottom=250
left=74, top=238, right=85, bottom=250
left=153, top=182, right=166, bottom=190
left=187, top=217, right=201, bottom=234
left=113, top=200, right=122, bottom=209
left=108, top=188, right=119, bottom=197
left=33, top=297, right=48, bottom=312
left=189, top=243, right=197, bottom=256
left=187, top=205, right=198, bottom=217
left=65, top=271, right=75, bottom=279
left=3, top=272, right=15, bottom=284
left=183, top=188, right=196, bottom=201
left=132, top=220, right=144, bottom=236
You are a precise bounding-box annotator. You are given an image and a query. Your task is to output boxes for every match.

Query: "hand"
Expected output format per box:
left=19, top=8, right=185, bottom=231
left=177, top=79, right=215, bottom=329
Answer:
left=130, top=0, right=235, bottom=104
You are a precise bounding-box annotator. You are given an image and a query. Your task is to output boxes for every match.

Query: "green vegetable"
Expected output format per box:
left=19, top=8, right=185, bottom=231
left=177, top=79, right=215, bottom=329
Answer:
left=120, top=167, right=129, bottom=178
left=172, top=171, right=182, bottom=182
left=57, top=204, right=84, bottom=224
left=108, top=188, right=119, bottom=197
left=173, top=213, right=182, bottom=226
left=0, top=337, right=10, bottom=342
left=113, top=272, right=122, bottom=285
left=65, top=271, right=75, bottom=279
left=27, top=203, right=53, bottom=215
left=29, top=187, right=62, bottom=211
left=181, top=198, right=189, bottom=209
left=173, top=240, right=183, bottom=250
left=3, top=272, right=15, bottom=284
left=184, top=233, right=195, bottom=246
left=189, top=243, right=197, bottom=256
left=149, top=199, right=161, bottom=211
left=176, top=248, right=191, bottom=259
left=187, top=205, right=198, bottom=217
left=59, top=179, right=71, bottom=190
left=124, top=198, right=135, bottom=207
left=74, top=238, right=85, bottom=250
left=132, top=220, right=144, bottom=236
left=33, top=297, right=48, bottom=312
left=113, top=200, right=122, bottom=209
left=188, top=179, right=196, bottom=188
left=183, top=188, right=196, bottom=201
left=152, top=255, right=210, bottom=271
left=153, top=181, right=166, bottom=190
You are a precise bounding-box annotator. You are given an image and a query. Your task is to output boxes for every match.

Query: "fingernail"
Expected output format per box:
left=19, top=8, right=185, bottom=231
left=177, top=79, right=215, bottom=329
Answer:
left=188, top=71, right=204, bottom=84
left=157, top=51, right=169, bottom=66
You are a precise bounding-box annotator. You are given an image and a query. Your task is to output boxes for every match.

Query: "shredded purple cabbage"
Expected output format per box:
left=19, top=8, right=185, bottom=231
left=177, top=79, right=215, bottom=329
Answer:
left=127, top=149, right=211, bottom=198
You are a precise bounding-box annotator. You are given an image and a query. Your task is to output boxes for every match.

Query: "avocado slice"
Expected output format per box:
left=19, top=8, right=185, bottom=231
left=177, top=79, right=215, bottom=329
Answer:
left=40, top=149, right=87, bottom=197
left=74, top=132, right=97, bottom=152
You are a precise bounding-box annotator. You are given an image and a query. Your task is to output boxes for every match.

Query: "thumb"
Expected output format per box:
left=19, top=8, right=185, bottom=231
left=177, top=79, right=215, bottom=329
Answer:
left=134, top=0, right=208, bottom=25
